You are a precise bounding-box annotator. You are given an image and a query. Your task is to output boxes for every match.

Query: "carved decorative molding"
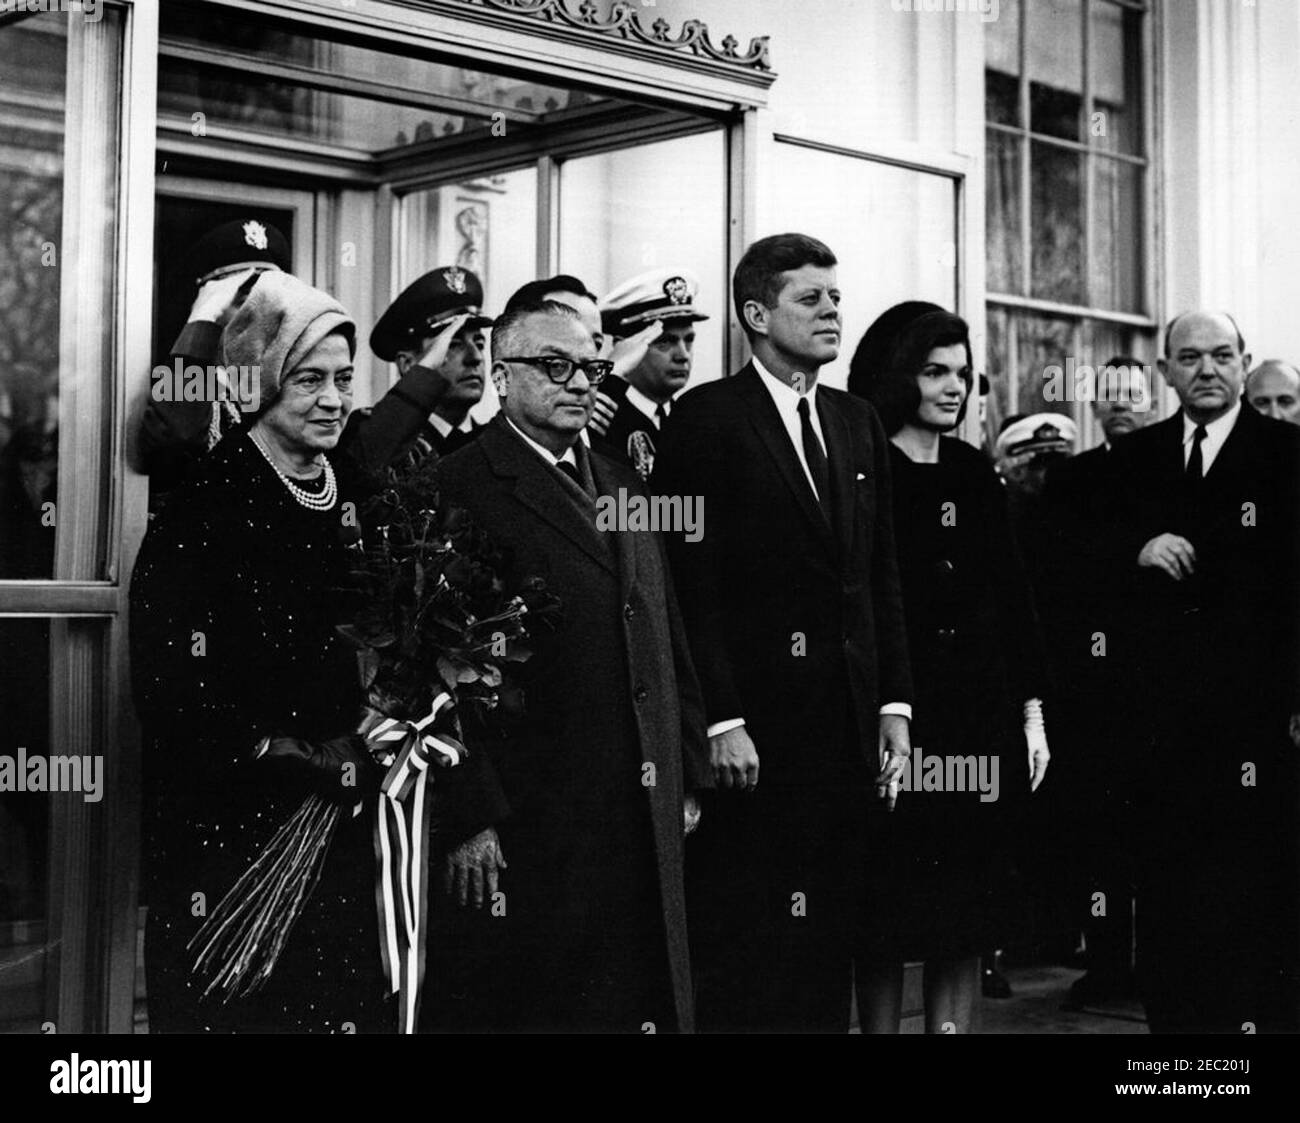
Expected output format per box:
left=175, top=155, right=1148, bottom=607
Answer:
left=448, top=0, right=771, bottom=72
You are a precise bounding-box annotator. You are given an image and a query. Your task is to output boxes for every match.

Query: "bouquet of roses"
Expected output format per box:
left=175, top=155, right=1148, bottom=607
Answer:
left=187, top=455, right=558, bottom=1031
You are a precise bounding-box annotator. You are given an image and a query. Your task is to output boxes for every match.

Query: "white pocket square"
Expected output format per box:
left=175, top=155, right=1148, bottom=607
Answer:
left=856, top=472, right=866, bottom=480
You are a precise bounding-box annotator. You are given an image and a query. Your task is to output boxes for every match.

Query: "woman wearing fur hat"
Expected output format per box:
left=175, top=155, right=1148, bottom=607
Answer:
left=848, top=302, right=1050, bottom=1034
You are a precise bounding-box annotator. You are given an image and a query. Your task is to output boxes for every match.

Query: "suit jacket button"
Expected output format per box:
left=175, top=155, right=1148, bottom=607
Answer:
left=634, top=686, right=648, bottom=704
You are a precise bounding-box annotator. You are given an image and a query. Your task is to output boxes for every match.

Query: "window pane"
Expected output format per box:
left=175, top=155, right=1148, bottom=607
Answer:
left=985, top=305, right=1013, bottom=438
left=1091, top=157, right=1143, bottom=313
left=1016, top=312, right=1077, bottom=419
left=1030, top=142, right=1084, bottom=304
left=984, top=0, right=1021, bottom=126
left=986, top=130, right=1024, bottom=294
left=1028, top=0, right=1083, bottom=140
left=159, top=2, right=609, bottom=158
left=399, top=167, right=539, bottom=421
left=765, top=143, right=958, bottom=391
left=559, top=131, right=727, bottom=386
left=1092, top=0, right=1144, bottom=155
left=0, top=619, right=50, bottom=1032
left=0, top=8, right=120, bottom=580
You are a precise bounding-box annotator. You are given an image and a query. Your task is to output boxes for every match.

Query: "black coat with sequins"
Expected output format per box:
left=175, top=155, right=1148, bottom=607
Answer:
left=129, top=429, right=389, bottom=1033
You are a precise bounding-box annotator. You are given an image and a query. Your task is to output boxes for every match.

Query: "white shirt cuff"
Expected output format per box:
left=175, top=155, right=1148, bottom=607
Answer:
left=879, top=703, right=912, bottom=720
left=706, top=718, right=746, bottom=738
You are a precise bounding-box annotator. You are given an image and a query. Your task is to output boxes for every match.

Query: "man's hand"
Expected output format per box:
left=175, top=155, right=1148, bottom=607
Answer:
left=684, top=793, right=702, bottom=836
left=875, top=714, right=912, bottom=811
left=189, top=267, right=264, bottom=326
left=414, top=313, right=472, bottom=373
left=1027, top=736, right=1050, bottom=792
left=610, top=321, right=664, bottom=380
left=1138, top=532, right=1196, bottom=581
left=710, top=726, right=759, bottom=791
left=441, top=826, right=507, bottom=909
left=589, top=390, right=617, bottom=437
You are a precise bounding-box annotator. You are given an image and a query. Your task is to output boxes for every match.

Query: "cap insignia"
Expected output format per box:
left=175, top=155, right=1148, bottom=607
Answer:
left=242, top=220, right=269, bottom=251
left=663, top=276, right=689, bottom=305
left=443, top=266, right=468, bottom=295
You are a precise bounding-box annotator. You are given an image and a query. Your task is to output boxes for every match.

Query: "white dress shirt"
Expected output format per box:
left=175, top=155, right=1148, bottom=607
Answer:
left=505, top=417, right=578, bottom=468
left=1182, top=400, right=1240, bottom=475
left=753, top=356, right=827, bottom=500
left=625, top=384, right=670, bottom=428
left=428, top=412, right=475, bottom=440
left=707, top=359, right=911, bottom=739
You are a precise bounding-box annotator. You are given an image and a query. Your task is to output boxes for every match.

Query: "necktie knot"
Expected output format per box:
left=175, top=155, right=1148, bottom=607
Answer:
left=655, top=402, right=669, bottom=428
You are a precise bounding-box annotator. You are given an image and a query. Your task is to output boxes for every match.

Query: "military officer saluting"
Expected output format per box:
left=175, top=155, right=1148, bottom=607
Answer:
left=140, top=216, right=291, bottom=499
left=593, top=269, right=709, bottom=480
left=361, top=265, right=495, bottom=466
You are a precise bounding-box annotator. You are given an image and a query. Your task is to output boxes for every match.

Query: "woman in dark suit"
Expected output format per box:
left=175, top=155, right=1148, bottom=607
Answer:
left=848, top=302, right=1050, bottom=1033
left=130, top=273, right=389, bottom=1032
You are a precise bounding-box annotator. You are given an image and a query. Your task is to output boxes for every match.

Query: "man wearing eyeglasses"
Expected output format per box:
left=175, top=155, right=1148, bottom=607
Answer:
left=424, top=300, right=710, bottom=1033
left=1107, top=310, right=1300, bottom=1034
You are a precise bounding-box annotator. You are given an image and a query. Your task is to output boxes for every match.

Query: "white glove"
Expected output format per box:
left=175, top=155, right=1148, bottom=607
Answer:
left=1024, top=697, right=1049, bottom=792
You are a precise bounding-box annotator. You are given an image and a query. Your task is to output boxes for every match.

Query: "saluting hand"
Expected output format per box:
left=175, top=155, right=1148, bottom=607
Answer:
left=710, top=726, right=759, bottom=791
left=1138, top=532, right=1196, bottom=581
left=415, top=312, right=473, bottom=374
left=610, top=320, right=664, bottom=380
left=189, top=267, right=265, bottom=327
left=442, top=826, right=507, bottom=909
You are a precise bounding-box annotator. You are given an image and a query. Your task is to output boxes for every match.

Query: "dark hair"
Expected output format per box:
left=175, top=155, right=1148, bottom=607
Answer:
left=1163, top=312, right=1246, bottom=358
left=732, top=233, right=837, bottom=340
left=847, top=301, right=973, bottom=434
left=504, top=274, right=597, bottom=314
left=491, top=300, right=581, bottom=360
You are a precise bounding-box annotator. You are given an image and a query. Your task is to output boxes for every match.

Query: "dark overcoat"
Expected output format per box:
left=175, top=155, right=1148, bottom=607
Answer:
left=427, top=416, right=709, bottom=1033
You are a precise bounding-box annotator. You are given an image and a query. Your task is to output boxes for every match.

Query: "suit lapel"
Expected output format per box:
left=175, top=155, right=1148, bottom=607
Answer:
left=1202, top=403, right=1253, bottom=487
left=479, top=418, right=616, bottom=575
left=734, top=366, right=837, bottom=554
left=588, top=449, right=637, bottom=604
left=817, top=391, right=855, bottom=559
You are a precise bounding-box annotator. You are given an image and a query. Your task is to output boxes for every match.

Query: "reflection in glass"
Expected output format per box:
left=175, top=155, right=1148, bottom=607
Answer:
left=158, top=2, right=607, bottom=157
left=1016, top=313, right=1076, bottom=419
left=1092, top=158, right=1143, bottom=313
left=1028, top=0, right=1082, bottom=140
left=1030, top=142, right=1083, bottom=305
left=986, top=129, right=1023, bottom=295
left=0, top=619, right=50, bottom=1032
left=399, top=167, right=539, bottom=421
left=560, top=132, right=727, bottom=386
left=0, top=13, right=65, bottom=579
left=1092, top=0, right=1143, bottom=155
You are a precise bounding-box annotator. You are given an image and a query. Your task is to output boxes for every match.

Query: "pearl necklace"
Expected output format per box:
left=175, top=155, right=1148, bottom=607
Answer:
left=250, top=431, right=338, bottom=511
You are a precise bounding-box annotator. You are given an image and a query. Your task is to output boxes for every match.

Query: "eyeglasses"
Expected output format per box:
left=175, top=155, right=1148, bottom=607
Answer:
left=498, top=356, right=613, bottom=386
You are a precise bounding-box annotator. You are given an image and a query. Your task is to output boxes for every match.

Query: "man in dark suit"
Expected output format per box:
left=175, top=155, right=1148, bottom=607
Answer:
left=654, top=233, right=914, bottom=1032
left=1043, top=358, right=1151, bottom=1007
left=426, top=300, right=710, bottom=1033
left=592, top=268, right=709, bottom=481
left=1108, top=311, right=1300, bottom=1033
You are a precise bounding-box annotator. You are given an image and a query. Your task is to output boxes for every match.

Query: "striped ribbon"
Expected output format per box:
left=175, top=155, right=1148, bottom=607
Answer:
left=362, top=694, right=464, bottom=1034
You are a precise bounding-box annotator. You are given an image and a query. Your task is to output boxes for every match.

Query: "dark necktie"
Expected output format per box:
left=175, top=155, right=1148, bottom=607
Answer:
left=797, top=397, right=832, bottom=523
left=1186, top=424, right=1207, bottom=482
left=555, top=459, right=585, bottom=492
left=655, top=403, right=669, bottom=429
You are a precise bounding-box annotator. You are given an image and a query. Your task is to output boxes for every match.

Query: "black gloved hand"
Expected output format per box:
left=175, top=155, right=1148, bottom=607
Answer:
left=259, top=733, right=381, bottom=804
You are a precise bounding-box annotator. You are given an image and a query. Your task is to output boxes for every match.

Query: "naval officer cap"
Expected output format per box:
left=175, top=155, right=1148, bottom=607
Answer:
left=192, top=217, right=291, bottom=287
left=599, top=268, right=710, bottom=338
left=369, top=265, right=494, bottom=362
left=995, top=412, right=1078, bottom=459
